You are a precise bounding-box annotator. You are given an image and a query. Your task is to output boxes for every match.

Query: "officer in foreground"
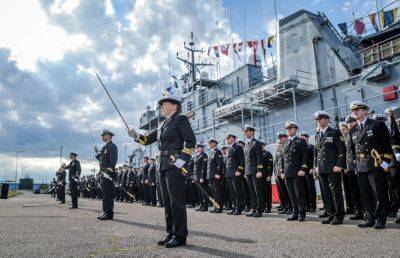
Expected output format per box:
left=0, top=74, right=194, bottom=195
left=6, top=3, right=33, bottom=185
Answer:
left=127, top=88, right=196, bottom=248
left=62, top=152, right=81, bottom=208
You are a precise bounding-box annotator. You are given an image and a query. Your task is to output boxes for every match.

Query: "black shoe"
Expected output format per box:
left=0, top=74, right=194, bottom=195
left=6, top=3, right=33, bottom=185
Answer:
left=233, top=210, right=242, bottom=215
left=186, top=204, right=195, bottom=208
left=227, top=210, right=235, bottom=215
left=278, top=208, right=287, bottom=215
left=244, top=208, right=251, bottom=212
left=199, top=207, right=208, bottom=212
left=387, top=211, right=397, bottom=218
left=157, top=237, right=172, bottom=246
left=97, top=213, right=105, bottom=219
left=349, top=214, right=364, bottom=220
left=99, top=214, right=113, bottom=220
left=246, top=210, right=256, bottom=217
left=69, top=206, right=77, bottom=209
left=59, top=201, right=65, bottom=204
left=395, top=218, right=400, bottom=224
left=309, top=208, right=316, bottom=213
left=319, top=211, right=329, bottom=218
left=214, top=209, right=223, bottom=214
left=285, top=209, right=293, bottom=215
left=287, top=214, right=299, bottom=221
left=358, top=220, right=375, bottom=228
left=264, top=208, right=271, bottom=213
left=209, top=209, right=216, bottom=213
left=321, top=216, right=334, bottom=224
left=165, top=238, right=186, bottom=248
left=253, top=212, right=262, bottom=217
left=374, top=221, right=386, bottom=229
left=330, top=218, right=343, bottom=225
left=298, top=216, right=306, bottom=222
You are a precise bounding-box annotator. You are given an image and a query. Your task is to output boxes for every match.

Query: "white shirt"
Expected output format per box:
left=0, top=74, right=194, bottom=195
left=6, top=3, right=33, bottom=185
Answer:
left=319, top=126, right=329, bottom=135
left=358, top=116, right=368, bottom=129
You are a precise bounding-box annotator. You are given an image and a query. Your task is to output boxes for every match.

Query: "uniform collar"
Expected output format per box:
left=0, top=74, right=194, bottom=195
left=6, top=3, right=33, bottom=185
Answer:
left=358, top=116, right=368, bottom=127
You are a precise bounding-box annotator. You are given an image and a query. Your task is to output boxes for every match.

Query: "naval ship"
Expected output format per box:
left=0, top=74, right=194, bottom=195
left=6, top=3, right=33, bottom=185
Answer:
left=131, top=9, right=400, bottom=165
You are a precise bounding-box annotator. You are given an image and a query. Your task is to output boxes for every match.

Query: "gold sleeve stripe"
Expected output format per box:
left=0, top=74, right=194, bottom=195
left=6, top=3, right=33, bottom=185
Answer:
left=182, top=148, right=194, bottom=156
left=302, top=164, right=308, bottom=168
left=238, top=166, right=244, bottom=170
left=384, top=154, right=392, bottom=159
left=392, top=145, right=400, bottom=149
left=257, top=165, right=264, bottom=169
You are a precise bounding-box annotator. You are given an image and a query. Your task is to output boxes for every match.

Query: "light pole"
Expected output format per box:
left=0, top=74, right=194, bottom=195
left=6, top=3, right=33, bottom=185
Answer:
left=15, top=150, right=24, bottom=188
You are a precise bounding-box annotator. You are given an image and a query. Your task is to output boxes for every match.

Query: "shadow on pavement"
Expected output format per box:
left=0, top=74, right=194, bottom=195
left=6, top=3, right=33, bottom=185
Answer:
left=113, top=219, right=256, bottom=244
left=183, top=244, right=256, bottom=257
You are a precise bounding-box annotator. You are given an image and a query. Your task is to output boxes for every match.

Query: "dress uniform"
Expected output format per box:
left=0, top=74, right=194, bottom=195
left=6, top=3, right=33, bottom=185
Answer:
left=206, top=139, right=224, bottom=213
left=349, top=101, right=392, bottom=229
left=275, top=133, right=292, bottom=214
left=148, top=159, right=158, bottom=206
left=128, top=88, right=196, bottom=248
left=261, top=142, right=274, bottom=213
left=63, top=152, right=81, bottom=208
left=339, top=121, right=364, bottom=220
left=116, top=167, right=123, bottom=201
left=121, top=165, right=129, bottom=202
left=299, top=132, right=317, bottom=212
left=225, top=133, right=245, bottom=215
left=221, top=146, right=231, bottom=210
left=185, top=157, right=197, bottom=208
left=243, top=125, right=265, bottom=218
left=314, top=111, right=346, bottom=225
left=283, top=121, right=308, bottom=221
left=57, top=167, right=66, bottom=204
left=193, top=143, right=209, bottom=212
left=142, top=158, right=150, bottom=205
left=95, top=129, right=118, bottom=220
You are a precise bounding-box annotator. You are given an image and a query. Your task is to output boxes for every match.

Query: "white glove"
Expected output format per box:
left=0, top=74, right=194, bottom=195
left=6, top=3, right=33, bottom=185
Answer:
left=126, top=129, right=139, bottom=140
left=380, top=161, right=389, bottom=170
left=395, top=153, right=400, bottom=162
left=174, top=158, right=186, bottom=169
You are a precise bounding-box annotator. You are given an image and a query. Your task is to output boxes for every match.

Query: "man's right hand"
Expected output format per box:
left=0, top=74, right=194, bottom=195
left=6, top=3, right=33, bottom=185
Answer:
left=200, top=178, right=204, bottom=183
left=126, top=129, right=139, bottom=140
left=235, top=171, right=241, bottom=177
left=280, top=174, right=285, bottom=180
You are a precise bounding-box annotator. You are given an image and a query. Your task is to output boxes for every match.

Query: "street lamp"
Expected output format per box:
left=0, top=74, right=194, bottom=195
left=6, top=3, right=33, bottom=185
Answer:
left=15, top=150, right=24, bottom=187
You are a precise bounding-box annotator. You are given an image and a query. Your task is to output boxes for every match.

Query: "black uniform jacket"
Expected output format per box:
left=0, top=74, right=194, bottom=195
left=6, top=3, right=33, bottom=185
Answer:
left=262, top=150, right=274, bottom=177
left=244, top=138, right=264, bottom=176
left=282, top=136, right=308, bottom=178
left=148, top=164, right=157, bottom=183
left=314, top=127, right=346, bottom=174
left=65, top=159, right=81, bottom=182
left=207, top=148, right=223, bottom=180
left=136, top=112, right=196, bottom=172
left=225, top=143, right=245, bottom=178
left=95, top=141, right=118, bottom=180
left=349, top=118, right=392, bottom=173
left=193, top=152, right=208, bottom=181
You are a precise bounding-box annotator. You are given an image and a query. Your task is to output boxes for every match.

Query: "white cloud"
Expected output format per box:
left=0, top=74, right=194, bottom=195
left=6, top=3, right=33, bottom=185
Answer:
left=0, top=0, right=89, bottom=71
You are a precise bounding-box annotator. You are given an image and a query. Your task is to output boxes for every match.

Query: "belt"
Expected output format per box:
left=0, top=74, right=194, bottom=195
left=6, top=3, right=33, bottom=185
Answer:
left=159, top=150, right=181, bottom=156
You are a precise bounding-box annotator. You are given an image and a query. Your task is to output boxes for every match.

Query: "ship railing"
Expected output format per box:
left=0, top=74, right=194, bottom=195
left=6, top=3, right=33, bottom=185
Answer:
left=341, top=33, right=400, bottom=73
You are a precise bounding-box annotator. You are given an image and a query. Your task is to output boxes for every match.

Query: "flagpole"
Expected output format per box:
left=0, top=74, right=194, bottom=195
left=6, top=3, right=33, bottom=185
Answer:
left=229, top=7, right=236, bottom=70
left=243, top=3, right=247, bottom=64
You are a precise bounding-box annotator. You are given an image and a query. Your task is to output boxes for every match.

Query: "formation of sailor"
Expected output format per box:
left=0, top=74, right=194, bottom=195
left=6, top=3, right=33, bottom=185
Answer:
left=49, top=99, right=400, bottom=241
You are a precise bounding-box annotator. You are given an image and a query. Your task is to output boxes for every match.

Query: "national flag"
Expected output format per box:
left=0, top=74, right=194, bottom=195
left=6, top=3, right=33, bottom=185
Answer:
left=369, top=13, right=379, bottom=32
left=267, top=36, right=275, bottom=48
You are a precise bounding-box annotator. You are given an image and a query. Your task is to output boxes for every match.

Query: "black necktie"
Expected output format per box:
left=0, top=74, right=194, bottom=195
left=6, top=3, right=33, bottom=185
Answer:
left=360, top=124, right=364, bottom=130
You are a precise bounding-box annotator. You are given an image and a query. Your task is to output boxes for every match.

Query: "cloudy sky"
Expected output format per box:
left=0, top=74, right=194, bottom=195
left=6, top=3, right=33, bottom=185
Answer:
left=0, top=0, right=397, bottom=183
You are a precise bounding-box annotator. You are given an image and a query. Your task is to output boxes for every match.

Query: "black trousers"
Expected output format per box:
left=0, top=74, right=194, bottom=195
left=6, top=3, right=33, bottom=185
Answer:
left=143, top=183, right=150, bottom=204
left=156, top=173, right=163, bottom=205
left=101, top=178, right=115, bottom=215
left=226, top=176, right=244, bottom=211
left=222, top=178, right=230, bottom=207
left=342, top=173, right=354, bottom=211
left=70, top=180, right=79, bottom=208
left=149, top=183, right=157, bottom=205
left=387, top=167, right=400, bottom=213
left=58, top=185, right=65, bottom=202
left=276, top=176, right=291, bottom=209
left=160, top=168, right=188, bottom=241
left=345, top=171, right=363, bottom=214
left=305, top=173, right=317, bottom=210
left=285, top=176, right=307, bottom=215
left=210, top=178, right=223, bottom=209
left=264, top=180, right=272, bottom=211
left=242, top=176, right=251, bottom=208
left=319, top=173, right=345, bottom=219
left=246, top=175, right=265, bottom=213
left=357, top=170, right=388, bottom=222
